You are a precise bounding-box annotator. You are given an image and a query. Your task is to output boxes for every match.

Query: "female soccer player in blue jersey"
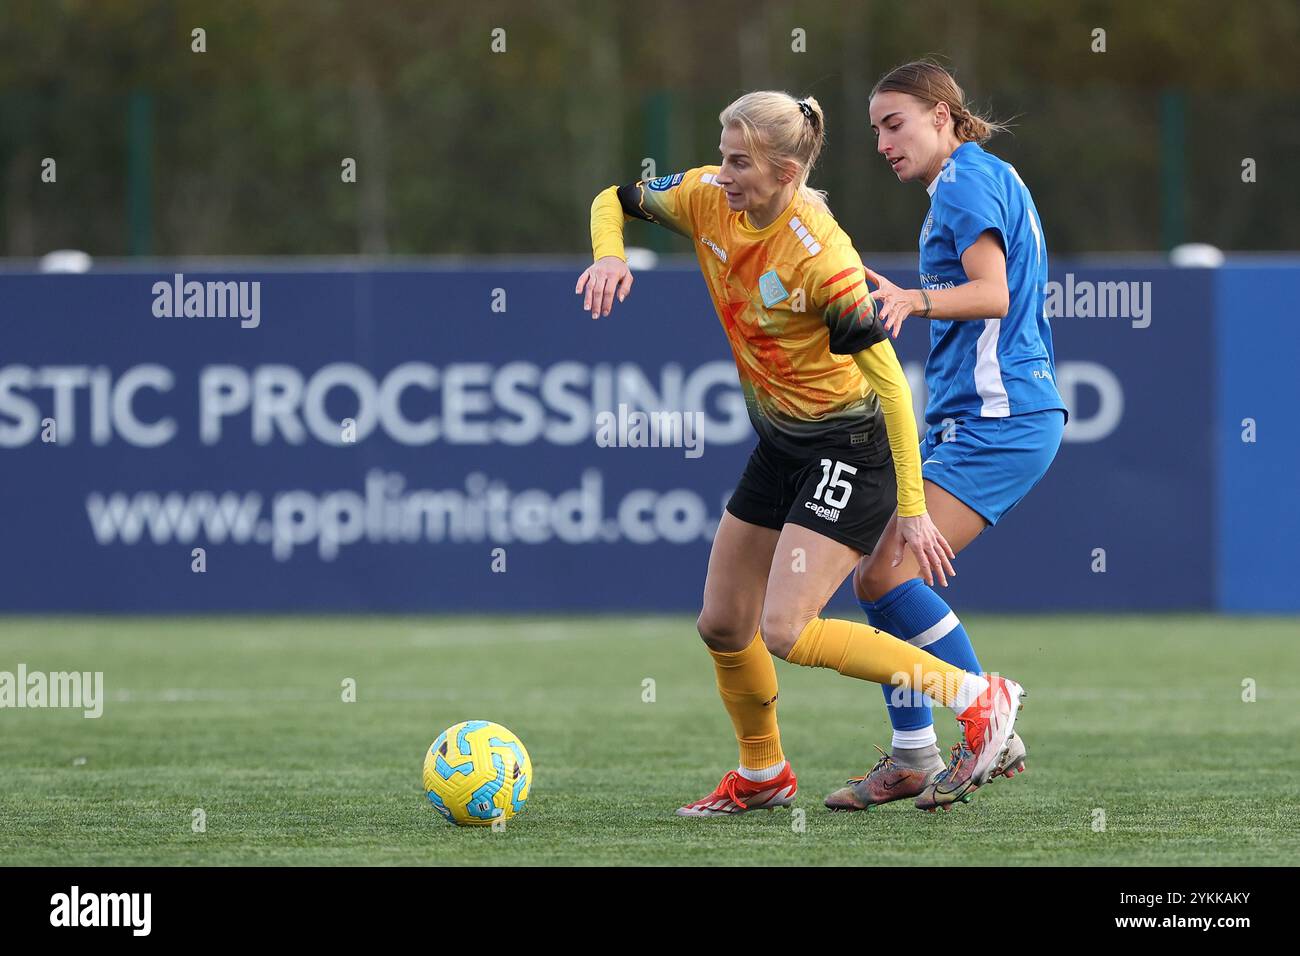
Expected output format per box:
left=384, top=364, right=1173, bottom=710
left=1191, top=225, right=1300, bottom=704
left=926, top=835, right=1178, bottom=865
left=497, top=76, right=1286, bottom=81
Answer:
left=823, top=61, right=1067, bottom=811
left=578, top=90, right=1025, bottom=816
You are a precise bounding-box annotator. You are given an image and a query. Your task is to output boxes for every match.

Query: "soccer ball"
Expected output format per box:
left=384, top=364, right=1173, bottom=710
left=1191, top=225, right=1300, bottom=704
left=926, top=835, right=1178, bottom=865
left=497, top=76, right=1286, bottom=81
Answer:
left=423, top=719, right=532, bottom=826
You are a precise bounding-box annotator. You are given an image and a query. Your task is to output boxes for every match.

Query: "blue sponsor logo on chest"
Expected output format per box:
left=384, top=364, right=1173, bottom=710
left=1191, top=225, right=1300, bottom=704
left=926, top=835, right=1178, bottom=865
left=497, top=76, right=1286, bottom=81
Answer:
left=758, top=269, right=789, bottom=308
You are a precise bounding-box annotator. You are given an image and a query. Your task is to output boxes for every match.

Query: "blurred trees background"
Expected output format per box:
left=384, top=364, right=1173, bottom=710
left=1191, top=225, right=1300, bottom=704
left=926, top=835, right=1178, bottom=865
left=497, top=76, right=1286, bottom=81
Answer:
left=1, top=0, right=1298, bottom=258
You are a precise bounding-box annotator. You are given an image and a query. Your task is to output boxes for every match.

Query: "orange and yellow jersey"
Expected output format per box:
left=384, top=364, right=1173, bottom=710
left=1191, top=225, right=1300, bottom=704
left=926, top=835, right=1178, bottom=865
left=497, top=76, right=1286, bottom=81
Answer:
left=590, top=166, right=925, bottom=516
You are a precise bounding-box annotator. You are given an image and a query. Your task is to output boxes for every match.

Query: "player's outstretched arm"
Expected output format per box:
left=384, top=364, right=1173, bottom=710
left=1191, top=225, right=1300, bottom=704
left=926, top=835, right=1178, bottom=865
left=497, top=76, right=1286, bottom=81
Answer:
left=576, top=186, right=636, bottom=319
left=863, top=235, right=1009, bottom=338
left=577, top=171, right=705, bottom=318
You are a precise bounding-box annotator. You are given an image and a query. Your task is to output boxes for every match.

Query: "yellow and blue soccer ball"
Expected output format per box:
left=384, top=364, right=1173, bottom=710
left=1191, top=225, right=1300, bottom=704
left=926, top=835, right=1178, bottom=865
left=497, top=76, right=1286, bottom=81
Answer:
left=423, top=720, right=532, bottom=826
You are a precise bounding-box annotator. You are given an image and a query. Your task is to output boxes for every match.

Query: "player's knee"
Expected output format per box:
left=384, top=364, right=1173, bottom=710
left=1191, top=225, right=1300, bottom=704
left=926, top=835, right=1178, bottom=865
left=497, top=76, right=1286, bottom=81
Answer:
left=853, top=557, right=892, bottom=603
left=758, top=607, right=804, bottom=660
left=695, top=610, right=755, bottom=653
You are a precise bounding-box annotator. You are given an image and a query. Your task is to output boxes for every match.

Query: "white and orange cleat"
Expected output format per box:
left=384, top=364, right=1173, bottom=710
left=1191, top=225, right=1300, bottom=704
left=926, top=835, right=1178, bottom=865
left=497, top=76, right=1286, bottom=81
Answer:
left=917, top=675, right=1025, bottom=810
left=675, top=763, right=798, bottom=817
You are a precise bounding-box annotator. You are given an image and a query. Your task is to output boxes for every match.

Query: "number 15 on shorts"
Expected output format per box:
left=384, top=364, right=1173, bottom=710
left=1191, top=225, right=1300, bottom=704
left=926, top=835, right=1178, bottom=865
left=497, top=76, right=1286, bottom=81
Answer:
left=813, top=459, right=857, bottom=509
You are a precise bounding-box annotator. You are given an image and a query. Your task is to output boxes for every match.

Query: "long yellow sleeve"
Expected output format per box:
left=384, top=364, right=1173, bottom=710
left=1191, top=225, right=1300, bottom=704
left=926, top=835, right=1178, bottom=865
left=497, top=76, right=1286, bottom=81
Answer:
left=853, top=341, right=926, bottom=517
left=590, top=186, right=631, bottom=263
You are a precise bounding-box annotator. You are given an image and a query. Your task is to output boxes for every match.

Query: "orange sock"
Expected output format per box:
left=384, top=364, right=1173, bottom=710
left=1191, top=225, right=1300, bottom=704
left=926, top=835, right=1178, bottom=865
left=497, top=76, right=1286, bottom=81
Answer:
left=709, top=633, right=784, bottom=770
left=784, top=617, right=980, bottom=709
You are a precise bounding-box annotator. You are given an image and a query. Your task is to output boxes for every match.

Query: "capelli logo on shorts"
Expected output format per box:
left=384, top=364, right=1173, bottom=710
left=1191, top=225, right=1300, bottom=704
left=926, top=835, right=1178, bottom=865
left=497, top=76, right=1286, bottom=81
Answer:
left=804, top=500, right=840, bottom=522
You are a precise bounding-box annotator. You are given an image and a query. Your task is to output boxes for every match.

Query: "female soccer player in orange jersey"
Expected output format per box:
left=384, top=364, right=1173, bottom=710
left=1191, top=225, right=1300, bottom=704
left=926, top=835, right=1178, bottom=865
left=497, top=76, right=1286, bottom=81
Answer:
left=576, top=90, right=1025, bottom=815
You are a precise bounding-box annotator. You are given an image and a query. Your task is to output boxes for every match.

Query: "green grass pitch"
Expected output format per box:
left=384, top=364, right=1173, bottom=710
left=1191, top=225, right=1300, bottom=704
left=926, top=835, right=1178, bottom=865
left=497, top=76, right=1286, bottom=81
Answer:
left=1, top=614, right=1296, bottom=866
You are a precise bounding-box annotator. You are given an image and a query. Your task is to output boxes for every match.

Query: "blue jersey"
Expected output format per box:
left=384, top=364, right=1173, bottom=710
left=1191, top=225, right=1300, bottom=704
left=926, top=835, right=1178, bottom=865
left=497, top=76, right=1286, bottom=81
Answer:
left=918, top=141, right=1066, bottom=425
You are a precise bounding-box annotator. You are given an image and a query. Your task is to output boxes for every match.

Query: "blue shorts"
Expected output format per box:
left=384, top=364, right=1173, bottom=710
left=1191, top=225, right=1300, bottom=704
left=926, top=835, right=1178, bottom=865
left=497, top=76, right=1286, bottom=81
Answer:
left=918, top=409, right=1065, bottom=525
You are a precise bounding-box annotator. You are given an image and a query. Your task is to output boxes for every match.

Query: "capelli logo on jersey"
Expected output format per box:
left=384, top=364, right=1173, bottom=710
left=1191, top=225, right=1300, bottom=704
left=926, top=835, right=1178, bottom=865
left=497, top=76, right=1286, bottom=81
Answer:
left=921, top=210, right=935, bottom=244
left=804, top=500, right=841, bottom=523
left=699, top=235, right=727, bottom=263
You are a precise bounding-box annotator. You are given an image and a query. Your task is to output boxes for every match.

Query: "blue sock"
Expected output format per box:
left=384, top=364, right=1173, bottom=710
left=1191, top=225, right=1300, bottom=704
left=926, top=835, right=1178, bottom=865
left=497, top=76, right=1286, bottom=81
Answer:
left=858, top=590, right=933, bottom=735
left=858, top=578, right=982, bottom=738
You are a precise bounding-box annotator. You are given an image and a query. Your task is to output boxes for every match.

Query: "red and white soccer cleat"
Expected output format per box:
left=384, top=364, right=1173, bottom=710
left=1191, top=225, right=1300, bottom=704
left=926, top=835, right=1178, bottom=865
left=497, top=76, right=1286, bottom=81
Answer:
left=917, top=675, right=1025, bottom=809
left=675, top=763, right=798, bottom=817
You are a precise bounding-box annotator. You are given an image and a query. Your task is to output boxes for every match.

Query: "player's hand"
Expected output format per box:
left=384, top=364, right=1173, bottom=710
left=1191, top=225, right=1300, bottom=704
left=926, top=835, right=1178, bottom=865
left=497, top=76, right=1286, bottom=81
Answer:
left=863, top=265, right=924, bottom=339
left=893, top=512, right=957, bottom=588
left=575, top=256, right=634, bottom=319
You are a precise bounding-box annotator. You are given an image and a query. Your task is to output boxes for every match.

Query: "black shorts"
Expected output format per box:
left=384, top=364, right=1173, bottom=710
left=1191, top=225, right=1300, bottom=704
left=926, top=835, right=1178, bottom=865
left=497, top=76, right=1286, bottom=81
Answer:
left=725, top=438, right=897, bottom=555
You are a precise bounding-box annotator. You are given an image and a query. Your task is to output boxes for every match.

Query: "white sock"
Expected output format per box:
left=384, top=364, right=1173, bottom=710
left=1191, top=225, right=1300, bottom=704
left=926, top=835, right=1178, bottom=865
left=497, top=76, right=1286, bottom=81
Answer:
left=950, top=673, right=990, bottom=714
left=892, top=726, right=938, bottom=751
left=737, top=760, right=786, bottom=783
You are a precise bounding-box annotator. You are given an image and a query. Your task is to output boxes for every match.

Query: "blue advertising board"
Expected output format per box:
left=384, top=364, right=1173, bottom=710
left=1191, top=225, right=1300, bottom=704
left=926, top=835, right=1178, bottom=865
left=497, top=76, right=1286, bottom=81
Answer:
left=1214, top=264, right=1300, bottom=613
left=0, top=261, right=1286, bottom=612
